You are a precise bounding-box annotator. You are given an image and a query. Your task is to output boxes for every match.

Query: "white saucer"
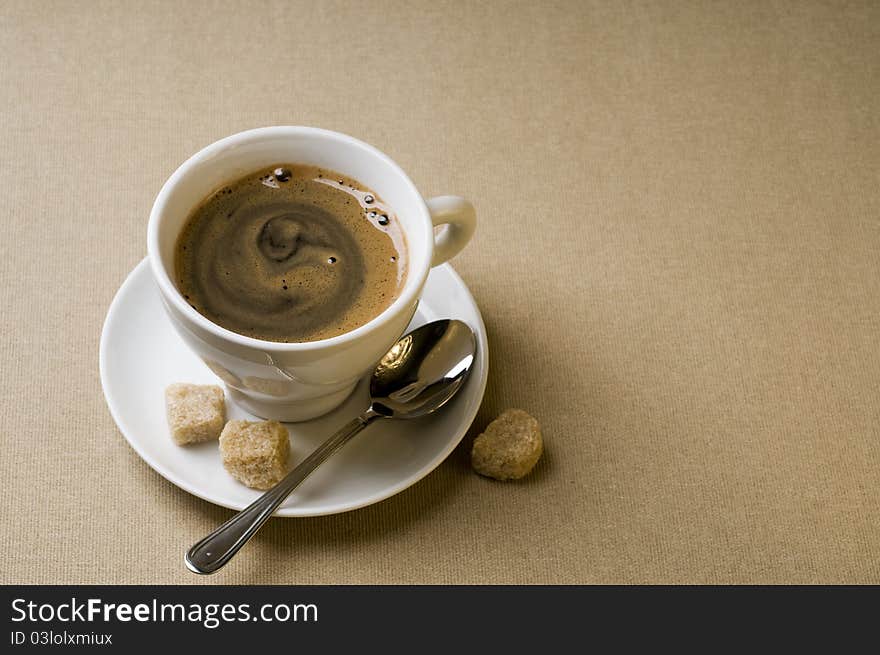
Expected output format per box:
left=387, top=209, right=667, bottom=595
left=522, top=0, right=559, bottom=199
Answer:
left=100, top=258, right=488, bottom=517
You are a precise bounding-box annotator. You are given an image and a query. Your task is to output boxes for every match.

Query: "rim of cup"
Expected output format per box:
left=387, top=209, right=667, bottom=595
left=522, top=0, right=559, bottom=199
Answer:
left=147, top=126, right=432, bottom=352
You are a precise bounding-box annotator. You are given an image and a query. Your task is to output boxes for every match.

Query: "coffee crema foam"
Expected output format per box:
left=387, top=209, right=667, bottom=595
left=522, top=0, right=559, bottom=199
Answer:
left=175, top=164, right=406, bottom=342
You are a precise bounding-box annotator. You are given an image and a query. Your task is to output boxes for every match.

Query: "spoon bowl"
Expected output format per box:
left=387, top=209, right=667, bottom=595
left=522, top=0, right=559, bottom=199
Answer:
left=370, top=320, right=475, bottom=419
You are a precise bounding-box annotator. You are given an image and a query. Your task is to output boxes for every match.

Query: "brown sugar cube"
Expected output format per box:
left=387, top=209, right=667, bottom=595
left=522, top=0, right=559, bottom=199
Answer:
left=471, top=409, right=543, bottom=480
left=219, top=420, right=290, bottom=490
left=165, top=383, right=225, bottom=445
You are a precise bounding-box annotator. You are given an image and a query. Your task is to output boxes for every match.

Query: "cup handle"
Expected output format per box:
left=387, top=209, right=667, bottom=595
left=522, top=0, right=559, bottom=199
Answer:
left=426, top=196, right=476, bottom=267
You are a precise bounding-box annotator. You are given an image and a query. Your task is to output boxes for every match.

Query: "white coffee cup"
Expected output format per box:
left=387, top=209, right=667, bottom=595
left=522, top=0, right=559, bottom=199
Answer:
left=147, top=126, right=475, bottom=421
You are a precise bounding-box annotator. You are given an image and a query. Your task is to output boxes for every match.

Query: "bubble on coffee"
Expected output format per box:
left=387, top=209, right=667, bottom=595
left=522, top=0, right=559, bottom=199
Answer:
left=175, top=164, right=407, bottom=342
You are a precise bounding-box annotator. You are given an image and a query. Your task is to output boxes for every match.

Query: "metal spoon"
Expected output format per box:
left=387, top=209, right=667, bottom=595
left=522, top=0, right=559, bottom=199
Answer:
left=185, top=319, right=477, bottom=574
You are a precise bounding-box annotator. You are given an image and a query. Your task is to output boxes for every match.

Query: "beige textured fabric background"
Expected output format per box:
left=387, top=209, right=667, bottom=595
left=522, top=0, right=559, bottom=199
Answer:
left=1, top=0, right=878, bottom=584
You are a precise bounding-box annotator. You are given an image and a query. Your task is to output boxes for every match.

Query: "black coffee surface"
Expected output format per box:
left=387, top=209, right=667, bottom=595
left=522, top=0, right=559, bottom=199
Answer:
left=175, top=164, right=406, bottom=342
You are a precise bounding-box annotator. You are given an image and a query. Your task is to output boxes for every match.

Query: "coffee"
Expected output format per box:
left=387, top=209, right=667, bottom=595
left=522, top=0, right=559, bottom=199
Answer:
left=175, top=164, right=407, bottom=342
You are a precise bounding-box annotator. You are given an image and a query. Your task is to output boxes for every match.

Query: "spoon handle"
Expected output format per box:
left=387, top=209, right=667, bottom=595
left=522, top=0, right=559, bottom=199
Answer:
left=185, top=409, right=380, bottom=574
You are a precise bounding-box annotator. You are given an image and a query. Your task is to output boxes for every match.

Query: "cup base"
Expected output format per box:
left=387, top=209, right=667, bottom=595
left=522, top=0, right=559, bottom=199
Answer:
left=227, top=383, right=358, bottom=422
